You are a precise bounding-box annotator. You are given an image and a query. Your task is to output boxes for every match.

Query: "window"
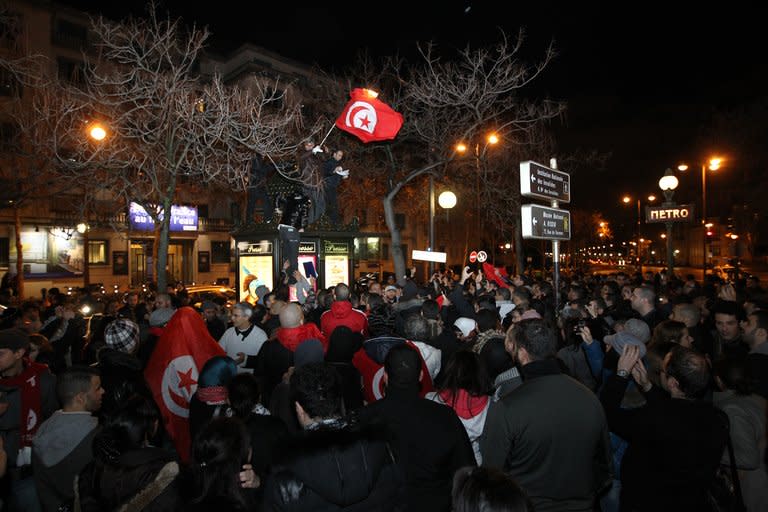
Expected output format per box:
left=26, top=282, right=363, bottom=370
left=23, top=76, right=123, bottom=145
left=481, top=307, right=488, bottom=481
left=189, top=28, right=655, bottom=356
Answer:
left=0, top=237, right=9, bottom=267
left=211, top=241, right=231, bottom=264
left=57, top=57, right=86, bottom=85
left=355, top=237, right=380, bottom=260
left=395, top=213, right=406, bottom=230
left=0, top=123, right=19, bottom=149
left=88, top=240, right=108, bottom=265
left=52, top=19, right=88, bottom=50
left=0, top=12, right=22, bottom=51
left=198, top=204, right=209, bottom=219
left=0, top=69, right=21, bottom=97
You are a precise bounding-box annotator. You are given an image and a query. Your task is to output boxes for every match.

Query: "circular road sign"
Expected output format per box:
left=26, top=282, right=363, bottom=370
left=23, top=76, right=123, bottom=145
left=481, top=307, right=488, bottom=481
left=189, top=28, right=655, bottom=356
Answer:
left=469, top=251, right=478, bottom=263
left=477, top=251, right=488, bottom=263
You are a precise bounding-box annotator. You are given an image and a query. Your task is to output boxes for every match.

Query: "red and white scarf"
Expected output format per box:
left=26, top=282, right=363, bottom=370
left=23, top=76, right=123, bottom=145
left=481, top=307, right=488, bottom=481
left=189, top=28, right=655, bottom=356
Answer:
left=0, top=359, right=48, bottom=447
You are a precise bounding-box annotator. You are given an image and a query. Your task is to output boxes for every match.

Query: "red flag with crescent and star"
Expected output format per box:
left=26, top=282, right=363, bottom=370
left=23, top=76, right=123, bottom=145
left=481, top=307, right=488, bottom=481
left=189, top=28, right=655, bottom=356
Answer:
left=335, top=88, right=404, bottom=143
left=144, top=306, right=225, bottom=462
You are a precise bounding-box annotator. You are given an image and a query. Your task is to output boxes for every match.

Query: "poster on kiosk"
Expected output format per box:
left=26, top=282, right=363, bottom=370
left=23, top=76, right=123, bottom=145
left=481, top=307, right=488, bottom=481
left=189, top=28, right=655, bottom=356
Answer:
left=289, top=241, right=319, bottom=302
left=237, top=240, right=274, bottom=305
left=323, top=240, right=350, bottom=287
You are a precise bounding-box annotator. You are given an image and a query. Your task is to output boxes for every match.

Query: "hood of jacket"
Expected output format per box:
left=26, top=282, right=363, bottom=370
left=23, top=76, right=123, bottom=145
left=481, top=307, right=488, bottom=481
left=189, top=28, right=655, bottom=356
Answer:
left=277, top=323, right=325, bottom=352
left=329, top=301, right=354, bottom=319
left=33, top=410, right=98, bottom=466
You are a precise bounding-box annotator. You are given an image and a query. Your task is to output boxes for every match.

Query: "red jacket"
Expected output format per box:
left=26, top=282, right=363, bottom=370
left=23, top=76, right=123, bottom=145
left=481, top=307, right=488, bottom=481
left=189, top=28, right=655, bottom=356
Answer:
left=276, top=322, right=327, bottom=352
left=320, top=301, right=368, bottom=337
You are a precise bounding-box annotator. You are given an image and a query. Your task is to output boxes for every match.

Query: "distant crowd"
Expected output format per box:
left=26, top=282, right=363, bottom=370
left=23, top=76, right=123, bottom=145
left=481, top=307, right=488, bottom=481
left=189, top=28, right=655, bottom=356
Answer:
left=0, top=265, right=766, bottom=512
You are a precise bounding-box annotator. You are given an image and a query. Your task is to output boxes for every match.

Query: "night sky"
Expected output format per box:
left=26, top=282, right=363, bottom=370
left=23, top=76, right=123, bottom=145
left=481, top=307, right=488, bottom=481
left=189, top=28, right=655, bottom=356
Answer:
left=61, top=1, right=767, bottom=226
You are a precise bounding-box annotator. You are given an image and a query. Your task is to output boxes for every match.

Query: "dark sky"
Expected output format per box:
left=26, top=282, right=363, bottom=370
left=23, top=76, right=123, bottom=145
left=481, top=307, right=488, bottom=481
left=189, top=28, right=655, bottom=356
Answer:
left=62, top=1, right=767, bottom=222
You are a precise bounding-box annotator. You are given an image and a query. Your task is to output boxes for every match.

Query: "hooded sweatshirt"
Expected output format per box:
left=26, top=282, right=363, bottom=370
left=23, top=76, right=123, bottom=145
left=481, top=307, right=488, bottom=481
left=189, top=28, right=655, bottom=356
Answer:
left=32, top=410, right=99, bottom=511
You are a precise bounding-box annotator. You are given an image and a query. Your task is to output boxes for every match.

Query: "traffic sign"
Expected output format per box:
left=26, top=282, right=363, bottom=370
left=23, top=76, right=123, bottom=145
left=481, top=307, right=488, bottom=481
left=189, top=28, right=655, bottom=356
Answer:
left=469, top=251, right=478, bottom=263
left=519, top=161, right=571, bottom=203
left=476, top=251, right=488, bottom=263
left=521, top=204, right=571, bottom=240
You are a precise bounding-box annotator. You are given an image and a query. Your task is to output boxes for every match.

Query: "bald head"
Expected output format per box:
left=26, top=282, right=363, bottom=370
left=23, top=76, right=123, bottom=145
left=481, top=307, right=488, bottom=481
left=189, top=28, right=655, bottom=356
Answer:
left=279, top=303, right=303, bottom=328
left=672, top=303, right=700, bottom=328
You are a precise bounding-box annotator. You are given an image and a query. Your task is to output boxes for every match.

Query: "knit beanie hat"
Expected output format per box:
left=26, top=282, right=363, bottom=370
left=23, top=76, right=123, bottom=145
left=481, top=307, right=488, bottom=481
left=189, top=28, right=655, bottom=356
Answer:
left=104, top=318, right=140, bottom=354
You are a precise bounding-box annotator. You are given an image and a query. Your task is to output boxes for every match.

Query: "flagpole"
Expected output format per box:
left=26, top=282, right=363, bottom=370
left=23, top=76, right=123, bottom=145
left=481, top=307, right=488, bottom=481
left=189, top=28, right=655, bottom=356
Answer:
left=318, top=124, right=336, bottom=148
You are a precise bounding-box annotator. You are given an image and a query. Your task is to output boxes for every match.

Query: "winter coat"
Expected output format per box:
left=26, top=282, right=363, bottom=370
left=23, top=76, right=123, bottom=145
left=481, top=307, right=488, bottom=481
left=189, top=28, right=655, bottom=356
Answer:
left=32, top=411, right=99, bottom=511
left=276, top=323, right=326, bottom=352
left=358, top=386, right=475, bottom=512
left=263, top=420, right=404, bottom=511
left=321, top=302, right=368, bottom=338
left=75, top=443, right=180, bottom=512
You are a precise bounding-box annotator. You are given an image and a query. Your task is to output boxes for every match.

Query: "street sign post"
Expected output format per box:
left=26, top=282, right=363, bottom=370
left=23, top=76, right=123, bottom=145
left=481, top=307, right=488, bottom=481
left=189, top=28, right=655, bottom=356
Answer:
left=521, top=204, right=571, bottom=240
left=520, top=161, right=571, bottom=203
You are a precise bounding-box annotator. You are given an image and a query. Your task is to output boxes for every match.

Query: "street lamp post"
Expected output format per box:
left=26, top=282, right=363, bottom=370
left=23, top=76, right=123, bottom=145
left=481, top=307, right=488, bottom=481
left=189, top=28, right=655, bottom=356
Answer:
left=658, top=168, right=679, bottom=277
left=678, top=157, right=722, bottom=276
left=456, top=133, right=498, bottom=235
left=427, top=178, right=456, bottom=274
left=622, top=194, right=656, bottom=275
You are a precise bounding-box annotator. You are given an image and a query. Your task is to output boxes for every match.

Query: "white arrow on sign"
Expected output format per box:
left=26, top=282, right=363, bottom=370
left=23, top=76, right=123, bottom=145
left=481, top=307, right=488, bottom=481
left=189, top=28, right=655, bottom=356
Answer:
left=477, top=251, right=488, bottom=262
left=531, top=175, right=537, bottom=183
left=532, top=217, right=538, bottom=226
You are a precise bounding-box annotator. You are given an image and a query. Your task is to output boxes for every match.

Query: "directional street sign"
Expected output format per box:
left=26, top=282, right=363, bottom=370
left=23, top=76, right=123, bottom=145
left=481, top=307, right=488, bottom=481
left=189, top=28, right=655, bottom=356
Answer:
left=521, top=204, right=571, bottom=240
left=519, top=161, right=571, bottom=203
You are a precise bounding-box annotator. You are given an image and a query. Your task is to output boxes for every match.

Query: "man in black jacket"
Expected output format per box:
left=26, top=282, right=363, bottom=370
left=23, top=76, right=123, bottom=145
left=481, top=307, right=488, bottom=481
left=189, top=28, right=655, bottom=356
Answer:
left=358, top=343, right=475, bottom=512
left=602, top=344, right=728, bottom=511
left=264, top=362, right=403, bottom=511
left=482, top=318, right=613, bottom=512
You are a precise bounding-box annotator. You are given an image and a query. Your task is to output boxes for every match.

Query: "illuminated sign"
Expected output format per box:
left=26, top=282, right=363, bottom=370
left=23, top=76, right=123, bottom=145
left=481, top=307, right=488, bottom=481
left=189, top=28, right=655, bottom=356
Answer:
left=299, top=241, right=317, bottom=254
left=237, top=241, right=273, bottom=255
left=412, top=250, right=447, bottom=263
left=645, top=204, right=695, bottom=223
left=129, top=202, right=198, bottom=232
left=323, top=241, right=349, bottom=255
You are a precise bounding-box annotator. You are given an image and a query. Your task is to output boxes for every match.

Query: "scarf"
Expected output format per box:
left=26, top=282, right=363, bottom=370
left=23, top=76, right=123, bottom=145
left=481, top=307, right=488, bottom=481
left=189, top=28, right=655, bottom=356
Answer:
left=0, top=359, right=49, bottom=447
left=437, top=389, right=489, bottom=419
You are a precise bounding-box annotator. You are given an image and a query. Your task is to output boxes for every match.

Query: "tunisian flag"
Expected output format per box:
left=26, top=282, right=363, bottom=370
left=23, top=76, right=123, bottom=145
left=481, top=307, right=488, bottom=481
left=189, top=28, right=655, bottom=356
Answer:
left=144, top=307, right=225, bottom=461
left=335, top=88, right=404, bottom=143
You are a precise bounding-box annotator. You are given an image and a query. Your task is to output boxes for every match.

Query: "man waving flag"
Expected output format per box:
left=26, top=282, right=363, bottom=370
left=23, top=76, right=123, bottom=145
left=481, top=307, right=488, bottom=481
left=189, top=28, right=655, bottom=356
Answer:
left=335, top=88, right=404, bottom=143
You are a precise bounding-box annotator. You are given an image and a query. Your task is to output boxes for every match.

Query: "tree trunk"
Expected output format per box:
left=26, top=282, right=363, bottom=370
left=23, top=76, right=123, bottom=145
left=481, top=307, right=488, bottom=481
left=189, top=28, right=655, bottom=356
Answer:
left=383, top=195, right=406, bottom=286
left=14, top=207, right=24, bottom=300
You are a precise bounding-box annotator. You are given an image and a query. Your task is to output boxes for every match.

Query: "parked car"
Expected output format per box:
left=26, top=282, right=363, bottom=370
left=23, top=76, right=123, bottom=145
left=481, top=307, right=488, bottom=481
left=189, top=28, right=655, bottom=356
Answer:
left=184, top=285, right=237, bottom=311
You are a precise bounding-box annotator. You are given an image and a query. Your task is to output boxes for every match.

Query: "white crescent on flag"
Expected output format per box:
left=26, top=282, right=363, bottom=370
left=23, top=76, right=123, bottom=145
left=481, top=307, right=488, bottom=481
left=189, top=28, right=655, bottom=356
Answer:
left=161, top=355, right=199, bottom=418
left=345, top=101, right=378, bottom=134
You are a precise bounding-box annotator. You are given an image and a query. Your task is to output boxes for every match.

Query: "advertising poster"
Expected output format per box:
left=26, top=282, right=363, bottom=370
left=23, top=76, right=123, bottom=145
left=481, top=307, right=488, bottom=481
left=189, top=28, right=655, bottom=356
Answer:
left=324, top=255, right=349, bottom=287
left=239, top=255, right=274, bottom=304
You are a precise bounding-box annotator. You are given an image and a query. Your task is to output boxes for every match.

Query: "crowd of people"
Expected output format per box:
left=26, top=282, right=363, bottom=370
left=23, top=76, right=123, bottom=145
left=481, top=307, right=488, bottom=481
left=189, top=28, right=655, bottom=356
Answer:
left=0, top=265, right=766, bottom=512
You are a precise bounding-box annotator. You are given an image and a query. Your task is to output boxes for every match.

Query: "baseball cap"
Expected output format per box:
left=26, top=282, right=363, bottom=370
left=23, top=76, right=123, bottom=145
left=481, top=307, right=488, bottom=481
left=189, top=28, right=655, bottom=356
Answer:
left=384, top=285, right=398, bottom=293
left=104, top=318, right=140, bottom=354
left=454, top=317, right=477, bottom=338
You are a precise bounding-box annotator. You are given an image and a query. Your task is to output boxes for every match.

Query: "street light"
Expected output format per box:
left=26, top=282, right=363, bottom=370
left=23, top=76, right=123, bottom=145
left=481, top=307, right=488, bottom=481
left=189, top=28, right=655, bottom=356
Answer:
left=678, top=157, right=723, bottom=274
left=658, top=168, right=679, bottom=276
left=622, top=194, right=657, bottom=273
left=455, top=132, right=499, bottom=233
left=428, top=181, right=456, bottom=274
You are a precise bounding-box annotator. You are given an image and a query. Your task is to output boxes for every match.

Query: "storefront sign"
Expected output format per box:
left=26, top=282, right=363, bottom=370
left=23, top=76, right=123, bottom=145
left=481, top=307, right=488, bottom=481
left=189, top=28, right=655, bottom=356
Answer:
left=129, top=203, right=198, bottom=232
left=324, top=241, right=349, bottom=255
left=299, top=241, right=317, bottom=253
left=237, top=241, right=273, bottom=255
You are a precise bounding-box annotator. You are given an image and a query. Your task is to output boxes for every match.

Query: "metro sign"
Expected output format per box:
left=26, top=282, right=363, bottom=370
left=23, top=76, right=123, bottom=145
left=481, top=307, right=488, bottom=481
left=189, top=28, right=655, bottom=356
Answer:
left=645, top=204, right=695, bottom=223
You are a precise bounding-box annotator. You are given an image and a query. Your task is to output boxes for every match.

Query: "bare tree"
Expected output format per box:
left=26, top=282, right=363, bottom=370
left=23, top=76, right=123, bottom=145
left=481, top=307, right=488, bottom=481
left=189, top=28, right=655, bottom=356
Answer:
left=336, top=31, right=564, bottom=283
left=38, top=5, right=302, bottom=292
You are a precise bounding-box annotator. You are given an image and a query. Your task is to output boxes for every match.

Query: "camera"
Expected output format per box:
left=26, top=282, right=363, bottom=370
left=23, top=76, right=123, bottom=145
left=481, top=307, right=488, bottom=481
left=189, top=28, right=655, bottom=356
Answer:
left=573, top=320, right=586, bottom=332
